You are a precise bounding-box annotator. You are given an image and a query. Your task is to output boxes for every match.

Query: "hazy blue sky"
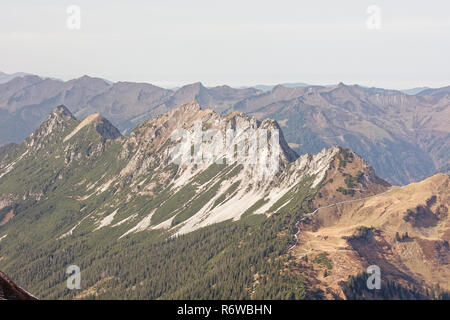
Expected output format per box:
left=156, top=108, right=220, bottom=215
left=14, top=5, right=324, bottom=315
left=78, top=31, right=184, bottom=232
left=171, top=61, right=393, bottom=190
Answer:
left=1, top=0, right=449, bottom=88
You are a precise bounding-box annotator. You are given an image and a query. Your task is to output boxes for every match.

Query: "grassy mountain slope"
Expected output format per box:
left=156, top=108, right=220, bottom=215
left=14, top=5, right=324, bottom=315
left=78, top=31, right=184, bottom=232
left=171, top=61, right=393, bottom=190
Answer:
left=291, top=173, right=449, bottom=299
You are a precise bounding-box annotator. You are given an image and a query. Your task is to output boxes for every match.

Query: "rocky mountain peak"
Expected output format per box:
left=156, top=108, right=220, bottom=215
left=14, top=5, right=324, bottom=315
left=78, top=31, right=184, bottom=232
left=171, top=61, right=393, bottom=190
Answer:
left=124, top=101, right=297, bottom=175
left=50, top=105, right=75, bottom=120
left=169, top=101, right=298, bottom=164
left=24, top=106, right=121, bottom=153
left=24, top=105, right=77, bottom=149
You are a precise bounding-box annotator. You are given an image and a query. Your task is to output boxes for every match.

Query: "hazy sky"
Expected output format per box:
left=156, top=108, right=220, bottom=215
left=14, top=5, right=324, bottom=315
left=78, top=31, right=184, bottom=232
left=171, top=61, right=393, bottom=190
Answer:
left=1, top=0, right=449, bottom=89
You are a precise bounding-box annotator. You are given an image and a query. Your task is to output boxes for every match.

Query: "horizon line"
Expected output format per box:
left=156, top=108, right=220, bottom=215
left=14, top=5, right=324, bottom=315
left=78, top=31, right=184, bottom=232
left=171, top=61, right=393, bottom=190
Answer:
left=1, top=70, right=449, bottom=92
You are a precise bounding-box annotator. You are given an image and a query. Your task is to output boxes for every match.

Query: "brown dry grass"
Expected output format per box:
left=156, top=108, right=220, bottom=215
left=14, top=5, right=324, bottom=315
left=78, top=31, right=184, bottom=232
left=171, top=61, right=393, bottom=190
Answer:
left=293, top=173, right=449, bottom=298
left=0, top=209, right=14, bottom=226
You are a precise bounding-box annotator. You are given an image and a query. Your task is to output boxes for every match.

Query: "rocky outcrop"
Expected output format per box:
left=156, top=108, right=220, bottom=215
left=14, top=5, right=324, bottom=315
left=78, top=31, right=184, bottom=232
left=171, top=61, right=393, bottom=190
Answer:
left=0, top=270, right=37, bottom=300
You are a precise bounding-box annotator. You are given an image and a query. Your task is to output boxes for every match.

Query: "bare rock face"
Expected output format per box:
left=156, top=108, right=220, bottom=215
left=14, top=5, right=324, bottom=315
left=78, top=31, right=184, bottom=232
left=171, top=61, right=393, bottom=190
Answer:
left=0, top=195, right=16, bottom=212
left=99, top=102, right=389, bottom=236
left=25, top=105, right=77, bottom=151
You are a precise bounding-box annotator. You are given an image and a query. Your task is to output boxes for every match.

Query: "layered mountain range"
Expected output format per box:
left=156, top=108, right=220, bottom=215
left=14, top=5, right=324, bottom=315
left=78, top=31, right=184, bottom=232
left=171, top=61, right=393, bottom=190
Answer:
left=0, top=71, right=31, bottom=84
left=0, top=74, right=448, bottom=185
left=0, top=103, right=448, bottom=299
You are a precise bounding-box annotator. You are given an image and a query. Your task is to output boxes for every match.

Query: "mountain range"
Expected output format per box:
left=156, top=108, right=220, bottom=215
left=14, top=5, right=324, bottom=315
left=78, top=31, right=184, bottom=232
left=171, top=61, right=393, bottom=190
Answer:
left=0, top=73, right=448, bottom=185
left=0, top=71, right=31, bottom=84
left=0, top=103, right=448, bottom=299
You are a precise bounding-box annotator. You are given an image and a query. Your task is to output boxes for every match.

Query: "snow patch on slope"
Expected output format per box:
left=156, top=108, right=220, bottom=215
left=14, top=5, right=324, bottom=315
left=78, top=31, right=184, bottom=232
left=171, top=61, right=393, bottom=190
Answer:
left=113, top=214, right=138, bottom=227
left=119, top=209, right=156, bottom=239
left=0, top=151, right=29, bottom=179
left=95, top=209, right=119, bottom=230
left=58, top=212, right=94, bottom=239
